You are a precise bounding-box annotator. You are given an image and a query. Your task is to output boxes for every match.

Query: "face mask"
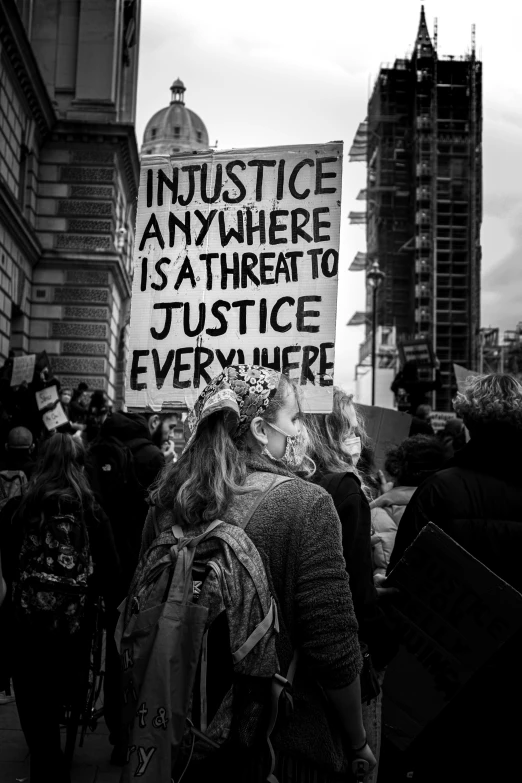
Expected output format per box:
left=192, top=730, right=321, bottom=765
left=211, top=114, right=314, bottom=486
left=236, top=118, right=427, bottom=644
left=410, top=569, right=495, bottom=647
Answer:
left=263, top=421, right=307, bottom=469
left=343, top=436, right=362, bottom=466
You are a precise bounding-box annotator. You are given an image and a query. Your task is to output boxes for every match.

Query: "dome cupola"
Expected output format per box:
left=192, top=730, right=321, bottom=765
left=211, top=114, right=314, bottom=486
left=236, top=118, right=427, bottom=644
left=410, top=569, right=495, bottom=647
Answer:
left=141, top=78, right=209, bottom=156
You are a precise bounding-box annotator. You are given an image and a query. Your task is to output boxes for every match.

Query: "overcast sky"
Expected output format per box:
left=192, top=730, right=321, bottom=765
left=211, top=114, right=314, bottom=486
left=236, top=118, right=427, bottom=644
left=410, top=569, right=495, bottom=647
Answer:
left=135, top=0, right=522, bottom=393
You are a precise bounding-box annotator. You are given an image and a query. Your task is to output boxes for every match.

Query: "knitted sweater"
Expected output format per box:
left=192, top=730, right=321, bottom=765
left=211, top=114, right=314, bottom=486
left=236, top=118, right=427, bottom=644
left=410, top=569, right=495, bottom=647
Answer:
left=140, top=454, right=362, bottom=773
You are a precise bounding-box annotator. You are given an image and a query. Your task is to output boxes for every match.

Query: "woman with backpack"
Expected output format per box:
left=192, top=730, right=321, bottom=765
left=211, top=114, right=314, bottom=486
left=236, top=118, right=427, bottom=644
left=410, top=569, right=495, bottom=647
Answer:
left=304, top=388, right=398, bottom=783
left=0, top=433, right=120, bottom=783
left=134, top=365, right=375, bottom=783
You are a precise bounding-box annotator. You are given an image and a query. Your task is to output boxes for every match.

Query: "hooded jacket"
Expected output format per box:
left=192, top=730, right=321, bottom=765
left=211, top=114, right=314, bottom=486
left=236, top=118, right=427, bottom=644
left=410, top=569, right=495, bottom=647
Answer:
left=88, top=412, right=165, bottom=590
left=99, top=412, right=164, bottom=491
left=369, top=486, right=416, bottom=578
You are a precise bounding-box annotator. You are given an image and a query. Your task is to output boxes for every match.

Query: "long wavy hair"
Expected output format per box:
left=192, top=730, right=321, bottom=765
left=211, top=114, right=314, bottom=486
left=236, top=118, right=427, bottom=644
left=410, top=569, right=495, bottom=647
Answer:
left=16, top=433, right=95, bottom=527
left=305, top=387, right=370, bottom=494
left=149, top=373, right=298, bottom=528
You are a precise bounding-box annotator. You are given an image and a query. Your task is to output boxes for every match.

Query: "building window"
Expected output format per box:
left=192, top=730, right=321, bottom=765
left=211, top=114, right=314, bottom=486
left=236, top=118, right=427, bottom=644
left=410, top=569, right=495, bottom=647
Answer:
left=174, top=126, right=180, bottom=136
left=0, top=65, right=26, bottom=200
left=197, top=130, right=202, bottom=142
left=150, top=128, right=157, bottom=138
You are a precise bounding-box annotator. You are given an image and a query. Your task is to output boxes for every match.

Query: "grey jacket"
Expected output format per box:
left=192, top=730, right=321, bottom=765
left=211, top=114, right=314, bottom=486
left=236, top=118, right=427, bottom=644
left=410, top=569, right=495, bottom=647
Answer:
left=140, top=454, right=362, bottom=773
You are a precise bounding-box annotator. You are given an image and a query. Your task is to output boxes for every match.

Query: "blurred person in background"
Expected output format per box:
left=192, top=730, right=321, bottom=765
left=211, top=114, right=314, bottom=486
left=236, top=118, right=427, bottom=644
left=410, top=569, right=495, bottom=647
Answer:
left=391, top=358, right=441, bottom=415
left=68, top=384, right=89, bottom=428
left=387, top=374, right=522, bottom=782
left=0, top=434, right=119, bottom=781
left=1, top=426, right=35, bottom=480
left=409, top=403, right=435, bottom=436
left=370, top=435, right=446, bottom=583
left=437, top=416, right=467, bottom=461
left=59, top=387, right=72, bottom=418
left=87, top=409, right=178, bottom=764
left=83, top=390, right=111, bottom=444
left=305, top=388, right=398, bottom=783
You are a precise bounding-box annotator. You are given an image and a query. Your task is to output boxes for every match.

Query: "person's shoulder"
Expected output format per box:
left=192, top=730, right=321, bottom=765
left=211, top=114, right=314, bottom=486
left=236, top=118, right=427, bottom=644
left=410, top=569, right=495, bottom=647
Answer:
left=418, top=465, right=471, bottom=490
left=270, top=474, right=330, bottom=502
left=318, top=470, right=361, bottom=500
left=130, top=439, right=163, bottom=463
left=249, top=473, right=335, bottom=530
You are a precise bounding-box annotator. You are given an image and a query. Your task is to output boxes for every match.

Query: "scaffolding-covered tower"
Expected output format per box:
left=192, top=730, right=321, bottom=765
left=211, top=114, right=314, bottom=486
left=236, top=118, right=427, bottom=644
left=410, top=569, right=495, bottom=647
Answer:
left=349, top=6, right=482, bottom=410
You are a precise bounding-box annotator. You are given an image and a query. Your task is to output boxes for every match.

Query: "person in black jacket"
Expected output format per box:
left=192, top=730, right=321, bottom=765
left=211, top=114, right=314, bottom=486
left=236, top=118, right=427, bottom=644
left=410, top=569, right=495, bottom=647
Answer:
left=391, top=359, right=441, bottom=415
left=86, top=409, right=178, bottom=765
left=305, top=388, right=398, bottom=783
left=387, top=373, right=522, bottom=782
left=0, top=433, right=120, bottom=783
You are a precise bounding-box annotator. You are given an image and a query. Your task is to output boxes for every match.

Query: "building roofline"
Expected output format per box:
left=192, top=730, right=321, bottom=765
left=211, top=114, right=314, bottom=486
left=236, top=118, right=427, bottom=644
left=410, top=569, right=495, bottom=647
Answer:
left=51, top=121, right=140, bottom=200
left=0, top=0, right=56, bottom=139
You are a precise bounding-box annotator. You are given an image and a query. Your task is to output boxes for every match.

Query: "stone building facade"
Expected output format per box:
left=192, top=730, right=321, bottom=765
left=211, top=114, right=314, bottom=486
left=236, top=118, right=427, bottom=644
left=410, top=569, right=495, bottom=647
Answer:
left=0, top=0, right=140, bottom=403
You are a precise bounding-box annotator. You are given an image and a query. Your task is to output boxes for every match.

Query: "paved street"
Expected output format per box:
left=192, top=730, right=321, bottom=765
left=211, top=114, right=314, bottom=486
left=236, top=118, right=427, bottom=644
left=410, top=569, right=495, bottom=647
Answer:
left=0, top=700, right=122, bottom=783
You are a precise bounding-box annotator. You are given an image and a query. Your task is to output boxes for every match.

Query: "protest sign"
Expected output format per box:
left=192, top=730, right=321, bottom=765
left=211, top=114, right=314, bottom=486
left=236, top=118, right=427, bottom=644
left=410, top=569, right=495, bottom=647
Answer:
left=453, top=363, right=481, bottom=393
left=10, top=354, right=36, bottom=387
left=382, top=523, right=522, bottom=751
left=398, top=339, right=435, bottom=368
left=35, top=385, right=59, bottom=411
left=358, top=404, right=412, bottom=471
left=429, top=410, right=456, bottom=433
left=42, top=402, right=68, bottom=431
left=125, top=143, right=343, bottom=413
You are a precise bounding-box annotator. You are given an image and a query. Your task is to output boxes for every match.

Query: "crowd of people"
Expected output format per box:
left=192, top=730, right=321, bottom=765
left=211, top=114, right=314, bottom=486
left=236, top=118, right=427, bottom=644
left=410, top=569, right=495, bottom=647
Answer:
left=0, top=363, right=521, bottom=783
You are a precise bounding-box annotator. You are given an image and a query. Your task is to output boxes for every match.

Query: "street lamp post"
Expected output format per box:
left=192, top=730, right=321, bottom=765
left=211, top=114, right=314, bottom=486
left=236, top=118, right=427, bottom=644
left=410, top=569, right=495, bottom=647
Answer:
left=367, top=260, right=385, bottom=406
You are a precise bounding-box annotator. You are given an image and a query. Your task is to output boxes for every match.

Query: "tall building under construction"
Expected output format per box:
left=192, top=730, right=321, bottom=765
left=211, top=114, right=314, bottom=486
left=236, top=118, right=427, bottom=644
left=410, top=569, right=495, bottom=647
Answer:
left=349, top=6, right=482, bottom=410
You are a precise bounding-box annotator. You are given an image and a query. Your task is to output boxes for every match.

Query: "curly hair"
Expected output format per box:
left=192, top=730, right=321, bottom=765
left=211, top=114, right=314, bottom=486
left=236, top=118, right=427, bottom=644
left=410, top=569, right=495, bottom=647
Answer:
left=453, top=374, right=522, bottom=431
left=385, top=435, right=446, bottom=487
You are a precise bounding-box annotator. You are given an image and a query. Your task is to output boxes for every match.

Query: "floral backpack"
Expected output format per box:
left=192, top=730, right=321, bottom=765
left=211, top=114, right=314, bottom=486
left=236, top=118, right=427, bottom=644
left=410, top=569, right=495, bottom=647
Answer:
left=12, top=506, right=93, bottom=634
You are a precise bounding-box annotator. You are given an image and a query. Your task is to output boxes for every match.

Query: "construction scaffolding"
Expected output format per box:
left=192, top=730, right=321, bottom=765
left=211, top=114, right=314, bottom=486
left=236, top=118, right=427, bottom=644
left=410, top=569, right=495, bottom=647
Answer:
left=347, top=4, right=482, bottom=411
left=478, top=325, right=522, bottom=378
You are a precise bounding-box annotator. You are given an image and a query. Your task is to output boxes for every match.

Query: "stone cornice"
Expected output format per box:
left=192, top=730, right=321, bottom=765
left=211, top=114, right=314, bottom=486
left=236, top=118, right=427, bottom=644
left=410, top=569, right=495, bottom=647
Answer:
left=0, top=0, right=55, bottom=139
left=38, top=251, right=132, bottom=300
left=50, top=121, right=140, bottom=202
left=0, top=180, right=41, bottom=265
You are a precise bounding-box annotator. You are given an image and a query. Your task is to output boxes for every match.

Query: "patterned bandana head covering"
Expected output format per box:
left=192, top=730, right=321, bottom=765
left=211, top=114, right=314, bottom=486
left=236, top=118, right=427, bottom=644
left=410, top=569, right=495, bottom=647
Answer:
left=185, top=365, right=282, bottom=447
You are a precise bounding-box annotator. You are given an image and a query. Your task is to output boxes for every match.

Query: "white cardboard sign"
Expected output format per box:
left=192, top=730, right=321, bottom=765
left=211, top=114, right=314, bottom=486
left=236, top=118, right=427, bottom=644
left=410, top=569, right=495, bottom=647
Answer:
left=10, top=354, right=35, bottom=387
left=125, top=143, right=343, bottom=413
left=42, top=402, right=68, bottom=431
left=35, top=385, right=59, bottom=411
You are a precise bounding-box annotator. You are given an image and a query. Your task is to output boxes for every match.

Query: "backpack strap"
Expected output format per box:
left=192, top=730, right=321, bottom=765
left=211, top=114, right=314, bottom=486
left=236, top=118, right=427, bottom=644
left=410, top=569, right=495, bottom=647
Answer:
left=150, top=505, right=160, bottom=538
left=266, top=649, right=299, bottom=783
left=228, top=472, right=294, bottom=533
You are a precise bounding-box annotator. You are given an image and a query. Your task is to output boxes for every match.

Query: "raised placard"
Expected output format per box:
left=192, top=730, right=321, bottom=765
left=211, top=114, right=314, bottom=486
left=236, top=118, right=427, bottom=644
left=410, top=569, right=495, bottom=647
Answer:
left=125, top=144, right=342, bottom=413
left=358, top=404, right=412, bottom=471
left=35, top=385, right=59, bottom=411
left=398, top=339, right=435, bottom=368
left=42, top=402, right=68, bottom=431
left=10, top=354, right=36, bottom=387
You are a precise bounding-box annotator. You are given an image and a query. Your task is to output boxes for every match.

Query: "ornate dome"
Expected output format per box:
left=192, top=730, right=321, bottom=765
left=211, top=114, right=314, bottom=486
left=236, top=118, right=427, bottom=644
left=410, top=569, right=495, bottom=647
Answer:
left=141, top=79, right=209, bottom=156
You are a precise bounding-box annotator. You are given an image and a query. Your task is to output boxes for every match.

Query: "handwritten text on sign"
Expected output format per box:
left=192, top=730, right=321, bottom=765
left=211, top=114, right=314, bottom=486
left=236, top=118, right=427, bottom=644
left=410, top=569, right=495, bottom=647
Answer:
left=125, top=144, right=342, bottom=412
